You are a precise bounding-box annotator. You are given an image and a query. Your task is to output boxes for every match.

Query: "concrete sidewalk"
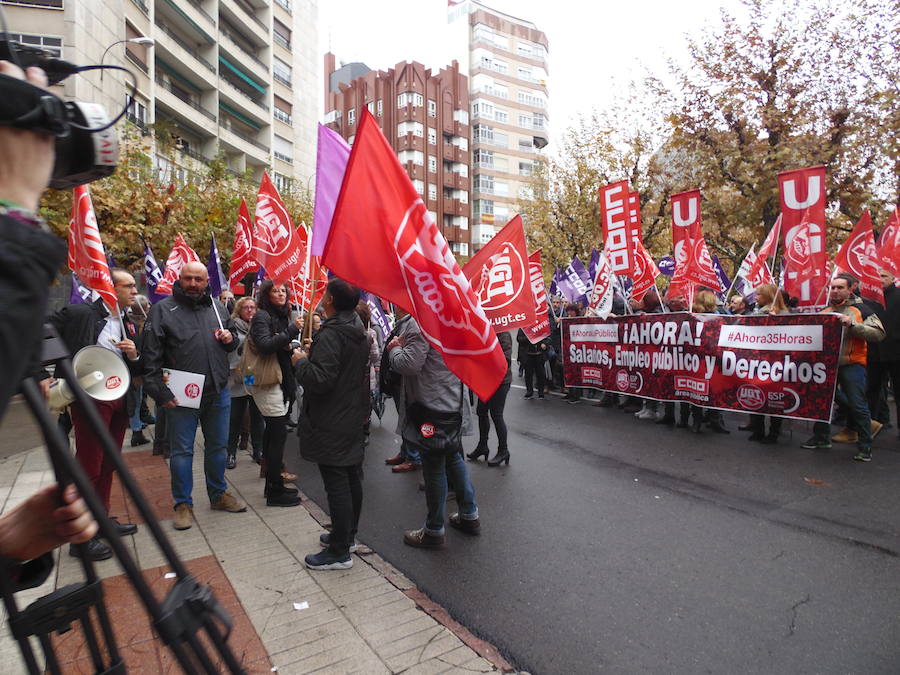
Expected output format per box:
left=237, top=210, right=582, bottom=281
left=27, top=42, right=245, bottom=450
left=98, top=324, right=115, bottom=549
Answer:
left=0, top=441, right=513, bottom=674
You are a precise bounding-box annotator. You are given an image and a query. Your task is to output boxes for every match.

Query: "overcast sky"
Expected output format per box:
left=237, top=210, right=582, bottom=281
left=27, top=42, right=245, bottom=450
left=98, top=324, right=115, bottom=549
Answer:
left=319, top=0, right=743, bottom=150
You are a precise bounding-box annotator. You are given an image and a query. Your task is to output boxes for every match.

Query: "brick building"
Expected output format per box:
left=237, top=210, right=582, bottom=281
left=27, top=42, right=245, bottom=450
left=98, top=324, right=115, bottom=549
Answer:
left=324, top=53, right=472, bottom=257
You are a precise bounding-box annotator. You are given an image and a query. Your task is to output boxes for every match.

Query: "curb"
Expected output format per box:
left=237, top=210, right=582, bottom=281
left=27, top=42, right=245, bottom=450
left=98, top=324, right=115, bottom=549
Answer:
left=297, top=489, right=519, bottom=674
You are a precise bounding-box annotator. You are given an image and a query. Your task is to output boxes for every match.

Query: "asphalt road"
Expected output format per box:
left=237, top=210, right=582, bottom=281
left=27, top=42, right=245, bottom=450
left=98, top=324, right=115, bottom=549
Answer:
left=288, top=383, right=900, bottom=673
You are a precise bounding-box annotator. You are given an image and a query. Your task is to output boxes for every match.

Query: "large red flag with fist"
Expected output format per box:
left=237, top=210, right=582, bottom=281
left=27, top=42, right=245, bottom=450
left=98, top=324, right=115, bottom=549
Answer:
left=462, top=214, right=536, bottom=331
left=253, top=172, right=305, bottom=282
left=156, top=234, right=200, bottom=296
left=323, top=109, right=505, bottom=400
left=68, top=185, right=117, bottom=312
left=834, top=211, right=884, bottom=306
left=229, top=198, right=259, bottom=292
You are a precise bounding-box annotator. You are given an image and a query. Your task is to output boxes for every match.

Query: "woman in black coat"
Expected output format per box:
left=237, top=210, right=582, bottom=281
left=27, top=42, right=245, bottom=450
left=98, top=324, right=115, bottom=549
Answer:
left=249, top=280, right=302, bottom=507
left=468, top=330, right=513, bottom=465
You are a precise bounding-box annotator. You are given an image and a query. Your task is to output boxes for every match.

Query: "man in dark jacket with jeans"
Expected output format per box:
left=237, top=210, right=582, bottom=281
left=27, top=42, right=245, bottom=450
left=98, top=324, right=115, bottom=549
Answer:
left=142, top=262, right=245, bottom=530
left=293, top=278, right=370, bottom=570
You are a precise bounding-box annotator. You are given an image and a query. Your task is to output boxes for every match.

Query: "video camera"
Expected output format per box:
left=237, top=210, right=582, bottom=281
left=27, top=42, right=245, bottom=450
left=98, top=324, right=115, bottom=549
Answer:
left=0, top=37, right=127, bottom=189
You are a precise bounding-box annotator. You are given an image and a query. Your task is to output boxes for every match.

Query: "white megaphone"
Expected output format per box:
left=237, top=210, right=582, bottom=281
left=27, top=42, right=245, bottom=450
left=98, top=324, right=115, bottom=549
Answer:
left=48, top=345, right=132, bottom=412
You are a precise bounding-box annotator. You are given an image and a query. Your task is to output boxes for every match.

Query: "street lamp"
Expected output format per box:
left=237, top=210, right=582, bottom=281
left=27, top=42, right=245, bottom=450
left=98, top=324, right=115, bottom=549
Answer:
left=100, top=37, right=155, bottom=81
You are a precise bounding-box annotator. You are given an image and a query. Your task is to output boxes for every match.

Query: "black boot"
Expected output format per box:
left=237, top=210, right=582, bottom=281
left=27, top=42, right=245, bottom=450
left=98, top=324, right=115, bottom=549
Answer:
left=487, top=448, right=510, bottom=466
left=467, top=443, right=489, bottom=461
left=226, top=451, right=237, bottom=469
left=265, top=481, right=301, bottom=506
left=130, top=430, right=150, bottom=447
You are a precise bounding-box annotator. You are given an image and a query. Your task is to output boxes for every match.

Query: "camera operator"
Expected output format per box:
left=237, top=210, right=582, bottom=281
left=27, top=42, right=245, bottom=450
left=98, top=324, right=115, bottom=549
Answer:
left=0, top=60, right=97, bottom=587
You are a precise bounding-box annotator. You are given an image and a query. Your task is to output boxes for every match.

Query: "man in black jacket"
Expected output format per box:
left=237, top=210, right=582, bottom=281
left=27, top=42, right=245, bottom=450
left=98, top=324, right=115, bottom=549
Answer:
left=293, top=278, right=369, bottom=570
left=142, top=262, right=245, bottom=530
left=48, top=269, right=142, bottom=560
left=868, top=269, right=900, bottom=434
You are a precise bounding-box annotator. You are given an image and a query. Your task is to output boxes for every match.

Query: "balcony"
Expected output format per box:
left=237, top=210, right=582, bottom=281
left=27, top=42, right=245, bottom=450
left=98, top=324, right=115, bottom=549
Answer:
left=158, top=0, right=215, bottom=43
left=154, top=20, right=216, bottom=87
left=219, top=27, right=269, bottom=84
left=220, top=0, right=269, bottom=47
left=154, top=75, right=217, bottom=135
left=219, top=76, right=269, bottom=126
left=219, top=124, right=270, bottom=166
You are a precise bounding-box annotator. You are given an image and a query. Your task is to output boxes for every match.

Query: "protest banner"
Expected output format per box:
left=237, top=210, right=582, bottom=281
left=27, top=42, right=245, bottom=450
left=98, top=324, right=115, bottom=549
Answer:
left=561, top=312, right=842, bottom=422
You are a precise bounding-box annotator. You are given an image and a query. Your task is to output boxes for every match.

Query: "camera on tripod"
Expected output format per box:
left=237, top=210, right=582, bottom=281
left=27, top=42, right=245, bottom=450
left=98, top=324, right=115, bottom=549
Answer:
left=0, top=39, right=122, bottom=189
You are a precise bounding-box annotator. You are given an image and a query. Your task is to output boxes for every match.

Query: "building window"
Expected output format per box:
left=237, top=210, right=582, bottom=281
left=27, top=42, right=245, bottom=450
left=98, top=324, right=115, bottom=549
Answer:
left=428, top=155, right=437, bottom=173
left=273, top=172, right=292, bottom=194
left=127, top=98, right=148, bottom=130
left=427, top=210, right=438, bottom=224
left=474, top=174, right=494, bottom=193
left=274, top=96, right=292, bottom=125
left=397, top=91, right=424, bottom=108
left=494, top=109, right=508, bottom=124
left=397, top=121, right=424, bottom=137
left=7, top=33, right=62, bottom=57
left=274, top=0, right=291, bottom=10
left=347, top=108, right=355, bottom=125
left=475, top=149, right=493, bottom=168
left=454, top=162, right=468, bottom=177
left=273, top=57, right=292, bottom=86
left=274, top=134, right=293, bottom=163
left=412, top=179, right=425, bottom=195
left=273, top=19, right=291, bottom=49
left=366, top=101, right=374, bottom=113
left=376, top=99, right=383, bottom=116
left=474, top=124, right=493, bottom=142
left=453, top=109, right=469, bottom=125
left=428, top=183, right=437, bottom=200
left=450, top=135, right=469, bottom=151
left=348, top=135, right=355, bottom=145
left=398, top=150, right=424, bottom=166
left=428, top=99, right=436, bottom=117
left=519, top=137, right=534, bottom=152
left=518, top=90, right=547, bottom=108
left=324, top=109, right=341, bottom=124
left=519, top=161, right=534, bottom=176
left=428, top=128, right=437, bottom=145
left=474, top=199, right=494, bottom=217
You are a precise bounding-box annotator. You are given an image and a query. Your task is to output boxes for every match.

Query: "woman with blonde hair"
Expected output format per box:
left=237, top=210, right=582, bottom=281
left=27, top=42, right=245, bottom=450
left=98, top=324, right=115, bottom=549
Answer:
left=226, top=296, right=264, bottom=468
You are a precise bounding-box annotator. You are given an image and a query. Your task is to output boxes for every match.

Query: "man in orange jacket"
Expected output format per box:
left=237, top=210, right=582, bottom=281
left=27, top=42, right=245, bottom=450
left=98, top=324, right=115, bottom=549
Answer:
left=802, top=273, right=885, bottom=461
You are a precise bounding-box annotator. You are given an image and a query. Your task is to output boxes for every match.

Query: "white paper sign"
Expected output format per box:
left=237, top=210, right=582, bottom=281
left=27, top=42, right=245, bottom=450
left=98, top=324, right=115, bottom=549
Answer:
left=163, top=368, right=206, bottom=409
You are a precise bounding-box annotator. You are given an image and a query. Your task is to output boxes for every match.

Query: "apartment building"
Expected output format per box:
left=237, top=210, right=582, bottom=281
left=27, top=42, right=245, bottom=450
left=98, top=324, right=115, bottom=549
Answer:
left=464, top=2, right=549, bottom=251
left=1, top=0, right=318, bottom=192
left=323, top=53, right=472, bottom=257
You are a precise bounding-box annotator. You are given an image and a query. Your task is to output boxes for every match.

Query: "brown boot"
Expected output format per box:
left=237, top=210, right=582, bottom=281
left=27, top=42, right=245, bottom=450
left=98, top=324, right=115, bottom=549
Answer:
left=173, top=503, right=193, bottom=530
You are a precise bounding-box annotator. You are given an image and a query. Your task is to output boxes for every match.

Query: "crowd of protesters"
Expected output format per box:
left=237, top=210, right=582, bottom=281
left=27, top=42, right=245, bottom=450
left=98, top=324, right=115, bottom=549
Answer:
left=524, top=270, right=897, bottom=465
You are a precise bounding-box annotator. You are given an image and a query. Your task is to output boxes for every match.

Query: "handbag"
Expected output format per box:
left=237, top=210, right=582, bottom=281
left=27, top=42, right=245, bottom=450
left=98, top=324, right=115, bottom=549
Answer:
left=238, top=334, right=282, bottom=387
left=403, top=382, right=464, bottom=452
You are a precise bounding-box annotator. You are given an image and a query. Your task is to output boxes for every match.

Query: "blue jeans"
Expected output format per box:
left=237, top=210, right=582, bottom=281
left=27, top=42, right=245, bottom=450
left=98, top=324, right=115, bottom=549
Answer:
left=401, top=440, right=421, bottom=465
left=813, top=363, right=872, bottom=450
left=128, top=384, right=143, bottom=432
left=415, top=440, right=478, bottom=536
left=167, top=388, right=230, bottom=507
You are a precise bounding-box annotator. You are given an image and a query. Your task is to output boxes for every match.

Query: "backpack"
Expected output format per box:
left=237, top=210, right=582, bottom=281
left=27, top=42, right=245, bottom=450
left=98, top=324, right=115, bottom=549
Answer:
left=379, top=315, right=408, bottom=398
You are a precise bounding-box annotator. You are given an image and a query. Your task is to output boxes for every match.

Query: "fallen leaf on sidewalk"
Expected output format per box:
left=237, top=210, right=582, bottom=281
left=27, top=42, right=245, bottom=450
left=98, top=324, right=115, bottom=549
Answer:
left=803, top=477, right=831, bottom=487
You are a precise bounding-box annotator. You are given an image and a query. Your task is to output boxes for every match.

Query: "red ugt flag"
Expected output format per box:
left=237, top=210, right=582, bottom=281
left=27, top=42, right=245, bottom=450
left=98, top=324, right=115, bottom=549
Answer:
left=834, top=211, right=884, bottom=306
left=630, top=240, right=661, bottom=303
left=229, top=198, right=259, bottom=292
left=782, top=208, right=819, bottom=296
left=779, top=166, right=828, bottom=306
left=743, top=215, right=781, bottom=288
left=877, top=205, right=900, bottom=277
left=462, top=214, right=537, bottom=331
left=253, top=172, right=305, bottom=282
left=68, top=185, right=118, bottom=313
left=323, top=109, right=505, bottom=401
left=156, top=234, right=200, bottom=296
left=669, top=189, right=720, bottom=290
left=522, top=250, right=552, bottom=343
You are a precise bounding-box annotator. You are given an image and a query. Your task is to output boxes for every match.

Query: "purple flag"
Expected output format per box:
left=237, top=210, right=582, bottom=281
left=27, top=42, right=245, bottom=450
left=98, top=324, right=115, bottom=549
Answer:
left=657, top=256, right=676, bottom=276
left=70, top=273, right=94, bottom=305
left=141, top=237, right=166, bottom=304
left=549, top=266, right=560, bottom=297
left=588, top=248, right=600, bottom=281
left=711, top=255, right=730, bottom=297
left=311, top=124, right=352, bottom=256
left=361, top=291, right=391, bottom=343
left=559, top=257, right=591, bottom=306
left=253, top=266, right=267, bottom=295
left=107, top=252, right=118, bottom=269
left=207, top=233, right=228, bottom=298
